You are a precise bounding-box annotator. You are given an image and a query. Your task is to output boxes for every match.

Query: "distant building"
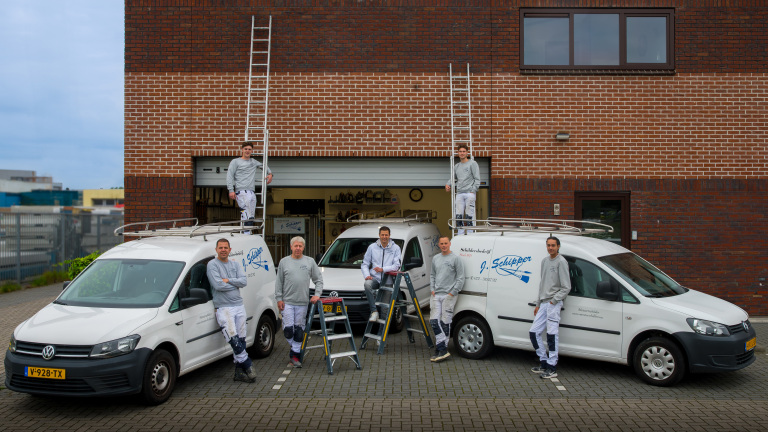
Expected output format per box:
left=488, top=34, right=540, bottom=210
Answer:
left=82, top=189, right=124, bottom=207
left=0, top=169, right=62, bottom=191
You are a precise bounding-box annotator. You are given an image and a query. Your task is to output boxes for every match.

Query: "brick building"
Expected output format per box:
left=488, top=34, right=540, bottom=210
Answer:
left=124, top=0, right=767, bottom=313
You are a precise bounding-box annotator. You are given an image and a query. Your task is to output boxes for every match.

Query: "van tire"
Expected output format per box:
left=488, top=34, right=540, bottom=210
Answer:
left=389, top=295, right=405, bottom=334
left=248, top=314, right=276, bottom=359
left=141, top=349, right=177, bottom=405
left=453, top=315, right=493, bottom=359
left=633, top=337, right=686, bottom=386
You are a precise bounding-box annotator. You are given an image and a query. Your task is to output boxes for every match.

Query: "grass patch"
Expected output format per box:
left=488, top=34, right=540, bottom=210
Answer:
left=30, top=270, right=68, bottom=287
left=1, top=281, right=23, bottom=294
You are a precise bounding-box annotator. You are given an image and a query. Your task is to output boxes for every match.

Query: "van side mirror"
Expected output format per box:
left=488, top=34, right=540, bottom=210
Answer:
left=404, top=257, right=423, bottom=271
left=314, top=253, right=323, bottom=264
left=596, top=280, right=620, bottom=301
left=62, top=281, right=70, bottom=290
left=181, top=288, right=209, bottom=307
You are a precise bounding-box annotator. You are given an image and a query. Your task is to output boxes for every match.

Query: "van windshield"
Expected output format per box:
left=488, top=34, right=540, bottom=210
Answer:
left=319, top=238, right=404, bottom=268
left=55, top=259, right=185, bottom=308
left=599, top=252, right=687, bottom=298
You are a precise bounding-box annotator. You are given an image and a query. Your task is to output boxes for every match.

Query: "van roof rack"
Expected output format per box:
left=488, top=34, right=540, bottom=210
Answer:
left=451, top=217, right=613, bottom=236
left=114, top=218, right=264, bottom=239
left=347, top=211, right=436, bottom=225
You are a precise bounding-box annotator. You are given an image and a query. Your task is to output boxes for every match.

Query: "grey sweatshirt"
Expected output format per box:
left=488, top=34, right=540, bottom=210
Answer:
left=430, top=252, right=465, bottom=296
left=226, top=157, right=272, bottom=193
left=207, top=258, right=247, bottom=308
left=275, top=255, right=324, bottom=306
left=448, top=159, right=480, bottom=194
left=535, top=254, right=571, bottom=307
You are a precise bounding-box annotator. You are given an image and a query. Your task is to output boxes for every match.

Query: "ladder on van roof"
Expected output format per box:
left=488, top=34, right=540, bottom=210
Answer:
left=360, top=271, right=434, bottom=355
left=449, top=63, right=475, bottom=237
left=448, top=217, right=614, bottom=236
left=114, top=218, right=264, bottom=239
left=243, top=15, right=272, bottom=229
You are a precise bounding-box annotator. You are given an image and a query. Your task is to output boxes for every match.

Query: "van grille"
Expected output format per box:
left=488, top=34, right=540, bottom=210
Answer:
left=727, top=320, right=751, bottom=335
left=310, top=289, right=365, bottom=300
left=9, top=373, right=130, bottom=393
left=735, top=349, right=754, bottom=365
left=15, top=341, right=92, bottom=359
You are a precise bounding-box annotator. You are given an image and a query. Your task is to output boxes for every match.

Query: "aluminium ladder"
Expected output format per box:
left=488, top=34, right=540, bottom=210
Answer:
left=360, top=271, right=434, bottom=355
left=448, top=63, right=475, bottom=236
left=300, top=297, right=362, bottom=375
left=243, top=15, right=272, bottom=229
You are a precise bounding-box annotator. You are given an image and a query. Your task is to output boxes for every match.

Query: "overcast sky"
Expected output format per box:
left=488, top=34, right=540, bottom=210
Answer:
left=0, top=1, right=123, bottom=190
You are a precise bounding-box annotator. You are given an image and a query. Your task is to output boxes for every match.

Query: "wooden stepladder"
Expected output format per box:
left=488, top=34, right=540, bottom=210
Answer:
left=300, top=297, right=362, bottom=375
left=360, top=271, right=434, bottom=355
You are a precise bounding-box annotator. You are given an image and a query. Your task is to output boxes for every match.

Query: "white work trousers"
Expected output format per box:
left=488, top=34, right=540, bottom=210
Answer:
left=282, top=303, right=307, bottom=354
left=454, top=192, right=476, bottom=234
left=529, top=301, right=562, bottom=367
left=430, top=293, right=458, bottom=351
left=235, top=190, right=257, bottom=234
left=216, top=306, right=249, bottom=364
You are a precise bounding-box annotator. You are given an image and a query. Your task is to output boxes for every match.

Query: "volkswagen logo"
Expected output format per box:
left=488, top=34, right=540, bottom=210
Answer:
left=41, top=345, right=56, bottom=360
left=743, top=321, right=749, bottom=332
left=329, top=291, right=339, bottom=298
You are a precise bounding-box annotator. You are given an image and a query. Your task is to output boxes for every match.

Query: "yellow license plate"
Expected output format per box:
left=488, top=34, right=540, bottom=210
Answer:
left=25, top=366, right=66, bottom=380
left=323, top=305, right=345, bottom=313
left=745, top=337, right=756, bottom=351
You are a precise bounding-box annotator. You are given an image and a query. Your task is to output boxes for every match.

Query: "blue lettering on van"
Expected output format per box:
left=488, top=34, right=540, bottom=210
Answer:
left=491, top=255, right=532, bottom=283
left=243, top=247, right=270, bottom=272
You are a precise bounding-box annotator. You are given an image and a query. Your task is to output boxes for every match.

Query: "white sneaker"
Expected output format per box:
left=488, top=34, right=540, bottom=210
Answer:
left=369, top=311, right=379, bottom=322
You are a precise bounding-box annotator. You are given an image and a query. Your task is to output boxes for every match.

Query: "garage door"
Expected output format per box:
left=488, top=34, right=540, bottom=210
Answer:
left=195, top=157, right=490, bottom=188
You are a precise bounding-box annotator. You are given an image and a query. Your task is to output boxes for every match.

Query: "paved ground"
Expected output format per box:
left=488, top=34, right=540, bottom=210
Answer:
left=1, top=285, right=767, bottom=431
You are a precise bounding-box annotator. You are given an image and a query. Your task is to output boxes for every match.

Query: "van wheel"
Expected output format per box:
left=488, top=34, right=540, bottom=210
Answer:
left=248, top=314, right=276, bottom=359
left=141, top=349, right=176, bottom=405
left=453, top=315, right=493, bottom=359
left=389, top=295, right=405, bottom=334
left=633, top=337, right=686, bottom=386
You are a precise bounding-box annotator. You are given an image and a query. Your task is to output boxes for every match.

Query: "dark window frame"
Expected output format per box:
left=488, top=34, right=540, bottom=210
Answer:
left=520, top=8, right=675, bottom=73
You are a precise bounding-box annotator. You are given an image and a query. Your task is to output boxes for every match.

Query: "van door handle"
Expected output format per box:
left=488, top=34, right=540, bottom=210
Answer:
left=175, top=321, right=183, bottom=326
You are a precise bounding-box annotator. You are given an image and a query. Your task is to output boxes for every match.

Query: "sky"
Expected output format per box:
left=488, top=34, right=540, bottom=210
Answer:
left=0, top=1, right=124, bottom=190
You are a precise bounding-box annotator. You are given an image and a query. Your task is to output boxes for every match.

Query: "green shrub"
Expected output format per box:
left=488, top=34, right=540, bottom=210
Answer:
left=1, top=281, right=23, bottom=294
left=61, top=251, right=102, bottom=280
left=30, top=270, right=69, bottom=287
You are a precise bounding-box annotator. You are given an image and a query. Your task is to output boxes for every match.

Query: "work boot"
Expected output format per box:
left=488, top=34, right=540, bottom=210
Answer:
left=233, top=366, right=255, bottom=383
left=430, top=348, right=440, bottom=362
left=243, top=363, right=258, bottom=381
left=432, top=349, right=451, bottom=363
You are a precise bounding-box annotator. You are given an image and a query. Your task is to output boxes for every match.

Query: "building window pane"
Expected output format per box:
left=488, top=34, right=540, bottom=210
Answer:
left=574, top=14, right=619, bottom=66
left=627, top=17, right=667, bottom=63
left=523, top=17, right=569, bottom=66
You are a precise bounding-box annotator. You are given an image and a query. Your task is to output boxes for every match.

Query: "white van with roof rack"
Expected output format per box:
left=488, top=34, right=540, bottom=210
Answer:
left=450, top=217, right=757, bottom=386
left=5, top=219, right=278, bottom=404
left=313, top=212, right=441, bottom=331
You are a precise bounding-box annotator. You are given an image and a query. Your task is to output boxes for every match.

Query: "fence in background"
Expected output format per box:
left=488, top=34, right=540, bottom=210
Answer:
left=0, top=213, right=124, bottom=283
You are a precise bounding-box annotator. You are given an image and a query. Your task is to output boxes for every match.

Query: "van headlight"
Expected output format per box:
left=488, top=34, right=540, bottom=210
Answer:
left=90, top=335, right=141, bottom=358
left=687, top=318, right=730, bottom=336
left=9, top=335, right=17, bottom=352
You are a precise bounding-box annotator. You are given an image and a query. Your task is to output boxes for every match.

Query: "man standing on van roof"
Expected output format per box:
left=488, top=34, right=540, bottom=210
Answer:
left=361, top=226, right=402, bottom=323
left=529, top=236, right=571, bottom=380
left=446, top=144, right=480, bottom=235
left=429, top=236, right=465, bottom=363
left=207, top=238, right=258, bottom=383
left=275, top=236, right=323, bottom=368
left=227, top=141, right=273, bottom=233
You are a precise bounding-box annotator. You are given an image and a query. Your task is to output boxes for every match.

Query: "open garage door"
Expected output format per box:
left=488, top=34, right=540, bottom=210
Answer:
left=195, top=157, right=489, bottom=188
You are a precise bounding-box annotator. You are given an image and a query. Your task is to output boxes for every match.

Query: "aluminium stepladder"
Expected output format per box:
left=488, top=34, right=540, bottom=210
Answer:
left=299, top=297, right=362, bottom=375
left=360, top=271, right=434, bottom=355
left=448, top=63, right=475, bottom=236
left=243, top=15, right=272, bottom=229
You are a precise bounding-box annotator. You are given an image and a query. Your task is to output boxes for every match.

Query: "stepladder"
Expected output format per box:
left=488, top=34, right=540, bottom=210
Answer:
left=360, top=271, right=434, bottom=355
left=300, top=297, right=362, bottom=375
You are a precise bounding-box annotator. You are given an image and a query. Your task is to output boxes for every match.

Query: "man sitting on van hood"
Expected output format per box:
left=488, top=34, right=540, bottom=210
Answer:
left=361, top=226, right=402, bottom=322
left=529, top=236, right=571, bottom=380
left=207, top=238, right=258, bottom=383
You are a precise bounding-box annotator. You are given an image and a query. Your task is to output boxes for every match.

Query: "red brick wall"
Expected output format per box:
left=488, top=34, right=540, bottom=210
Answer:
left=124, top=1, right=768, bottom=313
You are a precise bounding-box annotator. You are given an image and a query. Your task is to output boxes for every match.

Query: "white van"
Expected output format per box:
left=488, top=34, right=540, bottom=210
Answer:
left=451, top=218, right=757, bottom=386
left=314, top=214, right=441, bottom=330
left=4, top=220, right=278, bottom=404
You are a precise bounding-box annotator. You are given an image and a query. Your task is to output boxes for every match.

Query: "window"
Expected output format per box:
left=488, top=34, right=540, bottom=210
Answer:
left=565, top=256, right=638, bottom=304
left=170, top=258, right=214, bottom=312
left=402, top=238, right=423, bottom=269
left=521, top=8, right=674, bottom=72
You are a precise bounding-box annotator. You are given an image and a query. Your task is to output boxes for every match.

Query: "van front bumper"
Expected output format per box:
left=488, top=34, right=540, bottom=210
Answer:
left=4, top=347, right=152, bottom=398
left=674, top=325, right=757, bottom=373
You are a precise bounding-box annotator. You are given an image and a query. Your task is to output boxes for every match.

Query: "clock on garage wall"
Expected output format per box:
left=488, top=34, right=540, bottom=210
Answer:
left=409, top=188, right=423, bottom=202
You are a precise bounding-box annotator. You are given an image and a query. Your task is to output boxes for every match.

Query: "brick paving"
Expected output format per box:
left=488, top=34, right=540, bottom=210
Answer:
left=1, top=285, right=767, bottom=431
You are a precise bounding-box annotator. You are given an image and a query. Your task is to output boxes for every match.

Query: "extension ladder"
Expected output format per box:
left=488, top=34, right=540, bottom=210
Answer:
left=448, top=63, right=474, bottom=236
left=243, top=15, right=272, bottom=228
left=360, top=271, right=434, bottom=355
left=300, top=297, right=362, bottom=375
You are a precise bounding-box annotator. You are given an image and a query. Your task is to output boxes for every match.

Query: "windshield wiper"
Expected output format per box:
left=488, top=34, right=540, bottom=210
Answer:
left=53, top=299, right=67, bottom=305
